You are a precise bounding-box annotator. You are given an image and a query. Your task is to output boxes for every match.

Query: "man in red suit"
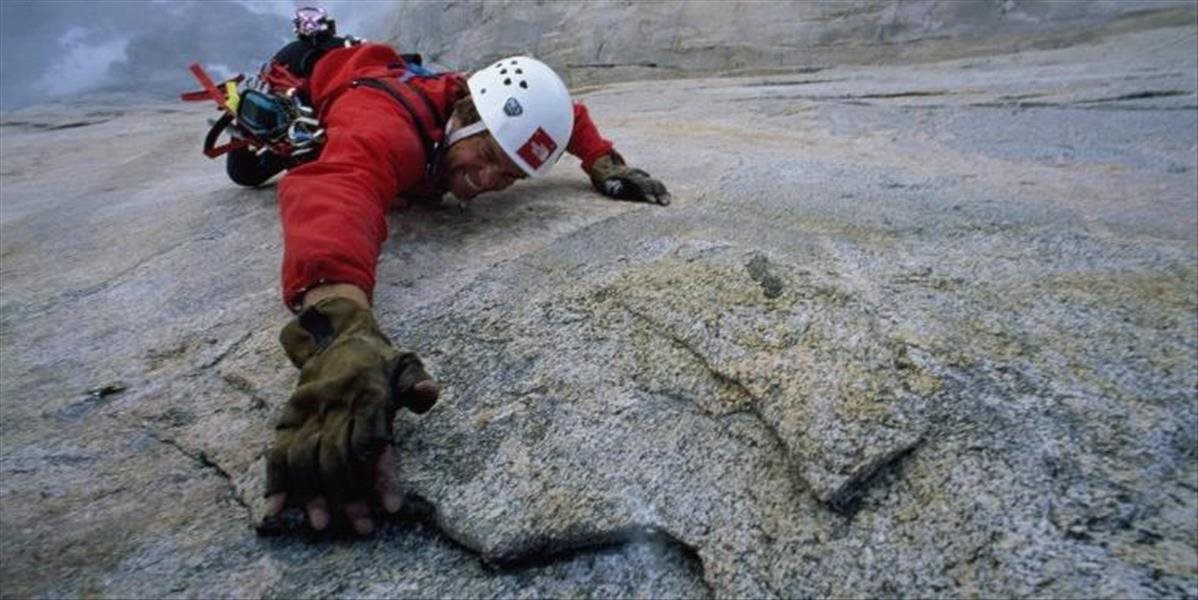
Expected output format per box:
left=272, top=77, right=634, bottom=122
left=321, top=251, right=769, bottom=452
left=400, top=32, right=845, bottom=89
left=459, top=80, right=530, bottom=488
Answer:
left=248, top=13, right=669, bottom=535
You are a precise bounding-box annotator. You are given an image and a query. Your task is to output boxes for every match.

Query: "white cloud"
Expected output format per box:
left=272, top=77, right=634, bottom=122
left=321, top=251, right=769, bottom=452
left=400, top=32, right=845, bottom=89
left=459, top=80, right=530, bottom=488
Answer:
left=233, top=0, right=296, bottom=19
left=34, top=27, right=131, bottom=97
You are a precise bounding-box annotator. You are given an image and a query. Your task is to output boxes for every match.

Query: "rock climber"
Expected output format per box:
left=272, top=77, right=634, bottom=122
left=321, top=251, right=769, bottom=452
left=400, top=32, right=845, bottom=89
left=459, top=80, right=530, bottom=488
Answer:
left=192, top=8, right=670, bottom=535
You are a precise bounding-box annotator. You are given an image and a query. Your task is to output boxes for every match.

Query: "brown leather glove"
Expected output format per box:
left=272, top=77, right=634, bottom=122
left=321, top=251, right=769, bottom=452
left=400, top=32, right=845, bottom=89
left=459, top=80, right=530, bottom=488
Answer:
left=265, top=297, right=437, bottom=509
left=589, top=152, right=672, bottom=206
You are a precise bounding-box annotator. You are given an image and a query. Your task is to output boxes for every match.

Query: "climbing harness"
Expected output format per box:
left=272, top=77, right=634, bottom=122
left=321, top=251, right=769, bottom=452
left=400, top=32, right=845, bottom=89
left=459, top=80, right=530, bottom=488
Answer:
left=180, top=6, right=351, bottom=161
left=182, top=5, right=449, bottom=184
left=181, top=59, right=327, bottom=161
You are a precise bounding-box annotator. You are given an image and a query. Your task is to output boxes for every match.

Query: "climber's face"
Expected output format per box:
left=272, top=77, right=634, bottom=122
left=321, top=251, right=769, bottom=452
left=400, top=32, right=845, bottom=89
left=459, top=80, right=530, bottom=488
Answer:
left=442, top=133, right=526, bottom=201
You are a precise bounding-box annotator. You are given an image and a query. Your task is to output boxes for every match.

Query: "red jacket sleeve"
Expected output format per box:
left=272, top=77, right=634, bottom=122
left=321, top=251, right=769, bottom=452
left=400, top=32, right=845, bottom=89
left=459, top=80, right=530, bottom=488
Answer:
left=278, top=87, right=427, bottom=310
left=566, top=102, right=615, bottom=173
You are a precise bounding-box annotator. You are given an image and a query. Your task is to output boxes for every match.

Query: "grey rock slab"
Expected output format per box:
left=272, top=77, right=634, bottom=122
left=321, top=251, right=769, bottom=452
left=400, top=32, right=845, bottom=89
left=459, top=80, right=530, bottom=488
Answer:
left=605, top=245, right=934, bottom=509
left=385, top=0, right=1196, bottom=86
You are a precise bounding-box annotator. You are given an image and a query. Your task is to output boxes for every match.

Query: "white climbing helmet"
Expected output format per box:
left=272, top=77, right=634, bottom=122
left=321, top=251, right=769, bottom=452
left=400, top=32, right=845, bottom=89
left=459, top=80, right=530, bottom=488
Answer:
left=448, top=56, right=574, bottom=178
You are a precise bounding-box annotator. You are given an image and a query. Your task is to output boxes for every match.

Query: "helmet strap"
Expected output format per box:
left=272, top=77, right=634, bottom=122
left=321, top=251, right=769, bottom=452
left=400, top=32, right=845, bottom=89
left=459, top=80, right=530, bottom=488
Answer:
left=444, top=119, right=487, bottom=147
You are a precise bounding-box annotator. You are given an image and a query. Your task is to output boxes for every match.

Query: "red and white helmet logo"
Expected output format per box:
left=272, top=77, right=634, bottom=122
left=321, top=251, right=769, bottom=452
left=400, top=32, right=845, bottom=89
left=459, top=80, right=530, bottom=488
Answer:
left=517, top=127, right=558, bottom=170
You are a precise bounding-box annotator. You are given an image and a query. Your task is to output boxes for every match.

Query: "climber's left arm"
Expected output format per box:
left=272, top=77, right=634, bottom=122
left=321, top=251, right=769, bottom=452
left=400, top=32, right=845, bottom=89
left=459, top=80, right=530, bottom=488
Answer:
left=567, top=102, right=671, bottom=206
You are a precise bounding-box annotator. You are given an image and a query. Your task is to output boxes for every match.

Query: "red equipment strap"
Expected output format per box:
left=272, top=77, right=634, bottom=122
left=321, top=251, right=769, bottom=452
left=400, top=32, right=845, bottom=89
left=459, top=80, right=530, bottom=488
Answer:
left=183, top=63, right=232, bottom=110
left=181, top=63, right=267, bottom=159
left=180, top=90, right=212, bottom=102
left=261, top=61, right=306, bottom=94
left=202, top=112, right=252, bottom=158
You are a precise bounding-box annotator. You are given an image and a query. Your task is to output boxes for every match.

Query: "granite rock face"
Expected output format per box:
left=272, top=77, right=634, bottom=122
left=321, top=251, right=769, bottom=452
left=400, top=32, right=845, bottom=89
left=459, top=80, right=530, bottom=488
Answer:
left=2, top=14, right=1197, bottom=600
left=385, top=0, right=1195, bottom=84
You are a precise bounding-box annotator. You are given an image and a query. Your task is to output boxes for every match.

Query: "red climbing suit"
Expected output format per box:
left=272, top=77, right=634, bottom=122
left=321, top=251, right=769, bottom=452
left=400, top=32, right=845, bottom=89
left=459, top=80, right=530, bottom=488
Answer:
left=278, top=43, right=614, bottom=309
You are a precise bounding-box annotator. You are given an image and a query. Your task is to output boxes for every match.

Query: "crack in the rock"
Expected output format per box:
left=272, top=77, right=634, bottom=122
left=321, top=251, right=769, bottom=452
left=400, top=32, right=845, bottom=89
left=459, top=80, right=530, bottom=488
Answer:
left=482, top=523, right=716, bottom=598
left=200, top=331, right=253, bottom=370
left=613, top=299, right=756, bottom=404
left=854, top=90, right=952, bottom=99
left=611, top=295, right=931, bottom=518
left=741, top=77, right=844, bottom=87
left=219, top=372, right=270, bottom=412
left=827, top=436, right=924, bottom=516
left=140, top=424, right=254, bottom=526
left=0, top=118, right=111, bottom=130
left=483, top=523, right=707, bottom=574
left=16, top=244, right=183, bottom=323
left=734, top=88, right=1195, bottom=112
left=728, top=90, right=958, bottom=103
left=441, top=513, right=713, bottom=595
left=260, top=491, right=713, bottom=596
left=566, top=61, right=661, bottom=69
left=1077, top=89, right=1190, bottom=103
left=965, top=100, right=1198, bottom=112
left=611, top=298, right=809, bottom=498
left=808, top=32, right=956, bottom=49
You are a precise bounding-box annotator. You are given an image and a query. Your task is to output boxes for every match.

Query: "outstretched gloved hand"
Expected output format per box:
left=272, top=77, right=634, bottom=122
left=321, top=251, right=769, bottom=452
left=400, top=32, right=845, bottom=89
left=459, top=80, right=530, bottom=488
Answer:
left=261, top=297, right=438, bottom=535
left=589, top=152, right=672, bottom=206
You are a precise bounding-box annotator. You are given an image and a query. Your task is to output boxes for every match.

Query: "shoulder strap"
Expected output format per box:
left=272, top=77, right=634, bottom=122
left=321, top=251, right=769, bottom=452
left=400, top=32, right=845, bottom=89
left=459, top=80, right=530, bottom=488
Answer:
left=350, top=77, right=444, bottom=177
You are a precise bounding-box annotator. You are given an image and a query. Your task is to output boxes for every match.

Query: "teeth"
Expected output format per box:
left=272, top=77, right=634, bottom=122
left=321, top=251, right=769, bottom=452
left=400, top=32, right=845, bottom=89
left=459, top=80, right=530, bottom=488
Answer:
left=464, top=172, right=480, bottom=191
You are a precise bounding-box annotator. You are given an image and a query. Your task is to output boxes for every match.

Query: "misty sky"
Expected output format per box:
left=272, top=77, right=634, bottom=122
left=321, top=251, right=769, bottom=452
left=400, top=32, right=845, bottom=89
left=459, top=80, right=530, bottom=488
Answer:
left=0, top=0, right=395, bottom=111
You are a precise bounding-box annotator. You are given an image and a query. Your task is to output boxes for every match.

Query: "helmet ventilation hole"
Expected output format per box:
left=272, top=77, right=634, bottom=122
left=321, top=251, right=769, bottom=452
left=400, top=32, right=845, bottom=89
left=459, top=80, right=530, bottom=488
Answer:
left=504, top=78, right=511, bottom=85
left=480, top=88, right=486, bottom=94
left=515, top=68, right=523, bottom=74
left=510, top=59, right=518, bottom=65
left=519, top=81, right=528, bottom=89
left=500, top=68, right=507, bottom=74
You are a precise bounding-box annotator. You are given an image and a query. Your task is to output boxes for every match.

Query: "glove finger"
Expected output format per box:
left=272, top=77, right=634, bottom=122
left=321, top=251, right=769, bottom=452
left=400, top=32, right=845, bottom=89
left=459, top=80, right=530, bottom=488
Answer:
left=264, top=440, right=290, bottom=499
left=285, top=379, right=328, bottom=415
left=275, top=403, right=307, bottom=430
left=343, top=413, right=381, bottom=501
left=405, top=379, right=440, bottom=414
left=286, top=429, right=323, bottom=503
left=318, top=413, right=352, bottom=506
left=630, top=173, right=662, bottom=201
left=349, top=401, right=391, bottom=462
left=278, top=380, right=327, bottom=431
left=646, top=178, right=668, bottom=197
left=647, top=179, right=671, bottom=206
left=279, top=317, right=317, bottom=369
left=634, top=184, right=657, bottom=203
left=392, top=351, right=430, bottom=392
left=392, top=352, right=439, bottom=414
left=306, top=496, right=331, bottom=531
left=617, top=176, right=651, bottom=202
left=343, top=501, right=374, bottom=535
left=375, top=445, right=404, bottom=513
